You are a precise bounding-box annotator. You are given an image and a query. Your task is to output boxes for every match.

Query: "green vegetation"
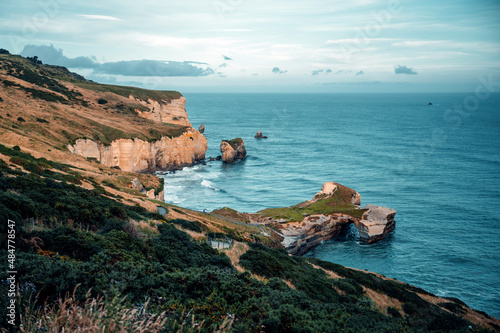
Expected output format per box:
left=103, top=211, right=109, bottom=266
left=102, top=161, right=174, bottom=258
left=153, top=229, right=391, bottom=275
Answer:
left=0, top=141, right=490, bottom=332
left=222, top=138, right=243, bottom=149
left=73, top=81, right=182, bottom=103
left=259, top=183, right=367, bottom=221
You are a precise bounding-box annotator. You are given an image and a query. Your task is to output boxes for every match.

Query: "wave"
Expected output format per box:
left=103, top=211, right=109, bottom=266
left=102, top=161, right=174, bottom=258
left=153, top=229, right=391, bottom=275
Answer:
left=201, top=179, right=221, bottom=192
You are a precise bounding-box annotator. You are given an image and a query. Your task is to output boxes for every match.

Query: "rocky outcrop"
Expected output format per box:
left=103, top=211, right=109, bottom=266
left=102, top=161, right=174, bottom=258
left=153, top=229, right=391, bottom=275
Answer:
left=251, top=182, right=396, bottom=255
left=254, top=131, right=267, bottom=139
left=220, top=138, right=246, bottom=163
left=357, top=204, right=396, bottom=243
left=68, top=128, right=207, bottom=173
left=198, top=124, right=205, bottom=134
left=131, top=178, right=165, bottom=201
left=129, top=95, right=192, bottom=127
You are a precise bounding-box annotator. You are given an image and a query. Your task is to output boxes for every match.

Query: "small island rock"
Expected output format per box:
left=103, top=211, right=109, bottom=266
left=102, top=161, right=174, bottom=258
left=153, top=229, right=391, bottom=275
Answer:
left=220, top=138, right=246, bottom=163
left=198, top=124, right=205, bottom=134
left=254, top=131, right=268, bottom=139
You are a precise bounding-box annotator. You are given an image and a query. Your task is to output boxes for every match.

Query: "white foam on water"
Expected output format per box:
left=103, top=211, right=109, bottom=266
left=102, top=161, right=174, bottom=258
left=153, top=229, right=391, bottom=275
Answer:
left=201, top=179, right=220, bottom=191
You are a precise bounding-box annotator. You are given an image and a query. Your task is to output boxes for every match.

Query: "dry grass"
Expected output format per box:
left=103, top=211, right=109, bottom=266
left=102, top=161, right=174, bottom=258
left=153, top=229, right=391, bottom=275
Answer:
left=17, top=288, right=234, bottom=333
left=311, top=264, right=343, bottom=279
left=223, top=241, right=250, bottom=272
left=363, top=287, right=404, bottom=317
left=19, top=290, right=167, bottom=333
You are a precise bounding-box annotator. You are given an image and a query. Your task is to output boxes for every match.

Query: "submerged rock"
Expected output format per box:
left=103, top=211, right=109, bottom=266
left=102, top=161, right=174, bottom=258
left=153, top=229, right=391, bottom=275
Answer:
left=220, top=138, right=246, bottom=163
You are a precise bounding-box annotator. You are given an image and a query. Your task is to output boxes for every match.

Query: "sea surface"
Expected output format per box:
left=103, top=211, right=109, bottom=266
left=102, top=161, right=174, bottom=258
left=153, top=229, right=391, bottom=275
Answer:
left=159, top=93, right=500, bottom=318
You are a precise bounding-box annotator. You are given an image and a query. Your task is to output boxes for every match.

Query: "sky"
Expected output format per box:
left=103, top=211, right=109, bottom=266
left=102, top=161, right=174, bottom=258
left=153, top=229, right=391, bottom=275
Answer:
left=1, top=0, right=499, bottom=93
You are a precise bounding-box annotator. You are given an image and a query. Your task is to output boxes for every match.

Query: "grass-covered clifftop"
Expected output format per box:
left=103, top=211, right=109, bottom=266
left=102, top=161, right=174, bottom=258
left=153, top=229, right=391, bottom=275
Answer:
left=0, top=53, right=188, bottom=148
left=1, top=144, right=498, bottom=332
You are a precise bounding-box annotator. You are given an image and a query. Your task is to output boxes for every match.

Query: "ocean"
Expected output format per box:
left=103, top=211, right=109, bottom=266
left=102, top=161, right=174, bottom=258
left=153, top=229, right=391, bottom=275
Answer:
left=159, top=92, right=500, bottom=318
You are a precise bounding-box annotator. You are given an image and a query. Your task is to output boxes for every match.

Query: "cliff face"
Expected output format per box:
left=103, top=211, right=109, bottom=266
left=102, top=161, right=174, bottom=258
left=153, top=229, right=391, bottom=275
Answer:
left=130, top=95, right=192, bottom=127
left=68, top=129, right=207, bottom=173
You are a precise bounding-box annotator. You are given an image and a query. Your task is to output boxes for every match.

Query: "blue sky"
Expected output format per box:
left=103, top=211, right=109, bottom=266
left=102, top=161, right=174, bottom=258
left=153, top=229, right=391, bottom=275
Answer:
left=1, top=0, right=499, bottom=92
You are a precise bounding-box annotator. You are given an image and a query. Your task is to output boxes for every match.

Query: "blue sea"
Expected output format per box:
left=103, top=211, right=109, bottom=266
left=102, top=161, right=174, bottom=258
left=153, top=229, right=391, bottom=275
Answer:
left=160, top=93, right=500, bottom=318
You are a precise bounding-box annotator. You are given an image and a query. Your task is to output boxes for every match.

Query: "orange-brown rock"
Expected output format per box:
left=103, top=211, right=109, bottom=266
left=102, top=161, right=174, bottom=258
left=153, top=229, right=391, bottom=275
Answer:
left=129, top=95, right=192, bottom=127
left=68, top=129, right=207, bottom=173
left=220, top=138, right=246, bottom=163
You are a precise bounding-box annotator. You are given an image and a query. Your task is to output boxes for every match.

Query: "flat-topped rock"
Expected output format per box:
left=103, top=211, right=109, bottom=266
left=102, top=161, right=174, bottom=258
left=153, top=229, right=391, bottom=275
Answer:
left=356, top=204, right=397, bottom=243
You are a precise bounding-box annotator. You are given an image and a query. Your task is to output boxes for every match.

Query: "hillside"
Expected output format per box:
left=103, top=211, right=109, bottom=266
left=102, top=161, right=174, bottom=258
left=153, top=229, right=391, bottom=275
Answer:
left=0, top=51, right=499, bottom=332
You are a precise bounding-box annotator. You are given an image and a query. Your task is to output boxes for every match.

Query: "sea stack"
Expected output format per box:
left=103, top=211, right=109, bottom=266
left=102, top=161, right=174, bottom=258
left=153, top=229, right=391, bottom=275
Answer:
left=220, top=138, right=246, bottom=163
left=199, top=124, right=205, bottom=134
left=254, top=131, right=268, bottom=139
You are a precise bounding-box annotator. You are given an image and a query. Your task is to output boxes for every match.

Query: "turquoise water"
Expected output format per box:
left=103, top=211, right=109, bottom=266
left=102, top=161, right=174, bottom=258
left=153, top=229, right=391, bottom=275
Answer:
left=160, top=93, right=500, bottom=318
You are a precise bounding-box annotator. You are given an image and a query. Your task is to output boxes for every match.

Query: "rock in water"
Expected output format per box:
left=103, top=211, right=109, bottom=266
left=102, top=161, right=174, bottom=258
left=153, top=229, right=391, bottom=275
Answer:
left=199, top=124, right=205, bottom=134
left=220, top=138, right=246, bottom=163
left=254, top=131, right=268, bottom=139
left=356, top=204, right=396, bottom=243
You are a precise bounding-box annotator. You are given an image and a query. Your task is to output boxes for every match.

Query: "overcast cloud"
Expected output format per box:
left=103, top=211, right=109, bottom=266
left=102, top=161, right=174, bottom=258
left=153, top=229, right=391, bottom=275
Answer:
left=21, top=45, right=215, bottom=77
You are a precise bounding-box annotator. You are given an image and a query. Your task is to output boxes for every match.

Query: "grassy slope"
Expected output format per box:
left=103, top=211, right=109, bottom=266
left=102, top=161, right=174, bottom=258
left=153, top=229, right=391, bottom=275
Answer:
left=0, top=54, right=188, bottom=148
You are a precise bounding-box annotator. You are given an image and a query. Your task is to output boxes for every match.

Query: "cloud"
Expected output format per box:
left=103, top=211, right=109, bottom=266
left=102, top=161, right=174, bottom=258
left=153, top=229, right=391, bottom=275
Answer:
left=21, top=44, right=95, bottom=68
left=218, top=63, right=228, bottom=68
left=79, top=15, right=121, bottom=21
left=20, top=45, right=215, bottom=77
left=395, top=65, right=417, bottom=75
left=272, top=67, right=288, bottom=74
left=336, top=70, right=343, bottom=74
left=223, top=55, right=233, bottom=60
left=312, top=68, right=333, bottom=76
left=356, top=70, right=364, bottom=76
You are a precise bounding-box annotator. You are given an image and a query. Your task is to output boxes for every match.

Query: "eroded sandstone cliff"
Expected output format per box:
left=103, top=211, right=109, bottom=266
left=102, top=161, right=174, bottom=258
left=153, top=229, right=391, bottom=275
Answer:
left=129, top=95, right=192, bottom=127
left=68, top=128, right=207, bottom=173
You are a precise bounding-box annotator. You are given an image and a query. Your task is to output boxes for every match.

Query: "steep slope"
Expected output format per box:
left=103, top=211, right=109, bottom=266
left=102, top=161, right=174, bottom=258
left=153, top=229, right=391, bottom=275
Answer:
left=0, top=53, right=207, bottom=172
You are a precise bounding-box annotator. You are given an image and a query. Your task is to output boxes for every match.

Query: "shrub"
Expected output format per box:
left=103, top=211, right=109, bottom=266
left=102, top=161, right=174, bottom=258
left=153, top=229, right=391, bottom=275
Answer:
left=97, top=98, right=108, bottom=104
left=17, top=117, right=26, bottom=122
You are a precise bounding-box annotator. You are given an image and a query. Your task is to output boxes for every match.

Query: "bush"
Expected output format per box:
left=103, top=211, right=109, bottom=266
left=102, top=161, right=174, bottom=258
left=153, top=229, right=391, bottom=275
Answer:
left=97, top=98, right=108, bottom=104
left=17, top=117, right=26, bottom=122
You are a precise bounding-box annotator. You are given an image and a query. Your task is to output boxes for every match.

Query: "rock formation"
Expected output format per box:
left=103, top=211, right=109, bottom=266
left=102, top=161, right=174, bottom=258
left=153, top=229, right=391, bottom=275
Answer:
left=357, top=204, right=396, bottom=243
left=254, top=131, right=267, bottom=139
left=220, top=138, right=246, bottom=163
left=129, top=95, right=192, bottom=127
left=68, top=128, right=207, bottom=173
left=198, top=124, right=205, bottom=134
left=131, top=178, right=164, bottom=201
left=249, top=182, right=396, bottom=255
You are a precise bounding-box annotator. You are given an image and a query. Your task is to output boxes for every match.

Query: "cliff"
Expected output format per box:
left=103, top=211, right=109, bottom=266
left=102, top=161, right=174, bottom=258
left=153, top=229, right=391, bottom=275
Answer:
left=129, top=95, right=192, bottom=127
left=68, top=128, right=207, bottom=173
left=0, top=53, right=207, bottom=173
